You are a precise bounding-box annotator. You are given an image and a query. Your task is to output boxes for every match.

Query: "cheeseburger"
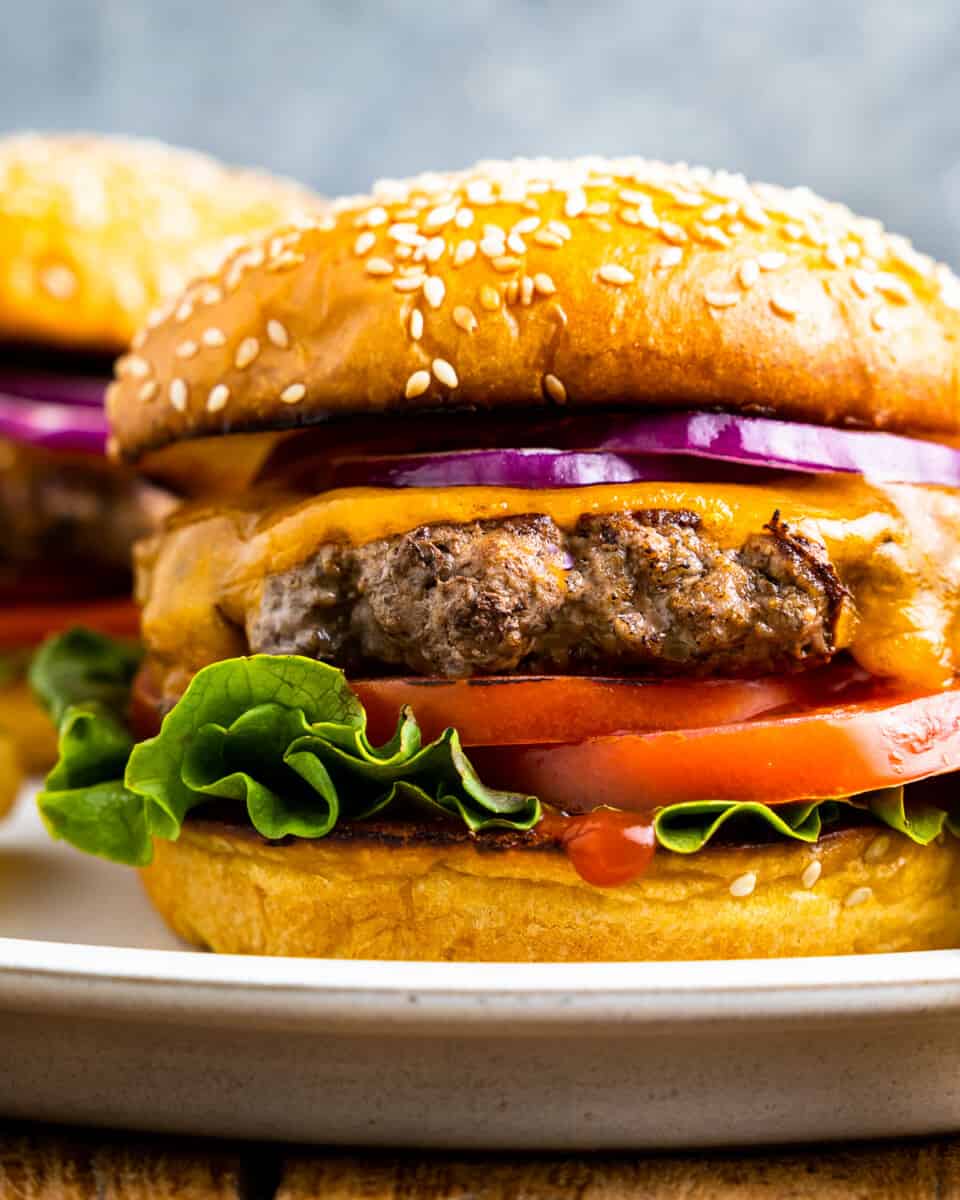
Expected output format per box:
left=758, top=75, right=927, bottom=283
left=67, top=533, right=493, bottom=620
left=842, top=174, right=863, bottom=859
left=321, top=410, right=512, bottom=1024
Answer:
left=34, top=157, right=960, bottom=960
left=0, top=132, right=316, bottom=796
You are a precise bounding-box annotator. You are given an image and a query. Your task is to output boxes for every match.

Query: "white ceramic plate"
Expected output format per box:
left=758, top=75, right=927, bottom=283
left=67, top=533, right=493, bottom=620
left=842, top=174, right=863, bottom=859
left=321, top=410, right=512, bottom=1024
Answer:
left=3, top=786, right=960, bottom=1149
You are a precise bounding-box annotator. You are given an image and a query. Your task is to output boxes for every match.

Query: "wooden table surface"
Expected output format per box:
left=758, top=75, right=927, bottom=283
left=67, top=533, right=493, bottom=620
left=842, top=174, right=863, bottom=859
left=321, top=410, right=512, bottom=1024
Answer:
left=3, top=1125, right=960, bottom=1198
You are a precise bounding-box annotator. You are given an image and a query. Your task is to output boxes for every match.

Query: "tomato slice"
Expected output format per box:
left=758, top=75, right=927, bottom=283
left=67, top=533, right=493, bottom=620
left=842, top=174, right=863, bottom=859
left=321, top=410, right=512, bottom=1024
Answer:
left=0, top=599, right=140, bottom=650
left=353, top=663, right=878, bottom=747
left=469, top=683, right=960, bottom=809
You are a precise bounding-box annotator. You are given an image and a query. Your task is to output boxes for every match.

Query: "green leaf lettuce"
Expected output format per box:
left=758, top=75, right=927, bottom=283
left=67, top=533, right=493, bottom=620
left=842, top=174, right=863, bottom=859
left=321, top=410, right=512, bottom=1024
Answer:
left=32, top=632, right=539, bottom=865
left=31, top=630, right=960, bottom=869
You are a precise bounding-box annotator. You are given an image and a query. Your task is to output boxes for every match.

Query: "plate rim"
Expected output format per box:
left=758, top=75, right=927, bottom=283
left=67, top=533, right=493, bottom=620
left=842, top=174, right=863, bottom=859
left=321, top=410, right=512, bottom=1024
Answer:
left=3, top=936, right=960, bottom=1031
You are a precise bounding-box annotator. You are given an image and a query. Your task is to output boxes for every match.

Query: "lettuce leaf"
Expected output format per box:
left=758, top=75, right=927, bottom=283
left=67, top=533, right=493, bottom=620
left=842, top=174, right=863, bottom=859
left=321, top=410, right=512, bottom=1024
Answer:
left=32, top=630, right=960, bottom=869
left=33, top=631, right=540, bottom=865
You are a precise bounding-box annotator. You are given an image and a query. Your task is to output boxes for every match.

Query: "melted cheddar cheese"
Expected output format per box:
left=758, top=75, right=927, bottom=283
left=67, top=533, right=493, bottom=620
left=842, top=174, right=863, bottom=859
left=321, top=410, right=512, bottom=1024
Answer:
left=136, top=476, right=960, bottom=696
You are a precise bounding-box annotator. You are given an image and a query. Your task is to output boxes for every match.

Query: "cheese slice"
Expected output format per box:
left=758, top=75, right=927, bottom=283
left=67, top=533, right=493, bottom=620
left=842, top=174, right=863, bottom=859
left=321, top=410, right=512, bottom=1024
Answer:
left=137, top=477, right=960, bottom=694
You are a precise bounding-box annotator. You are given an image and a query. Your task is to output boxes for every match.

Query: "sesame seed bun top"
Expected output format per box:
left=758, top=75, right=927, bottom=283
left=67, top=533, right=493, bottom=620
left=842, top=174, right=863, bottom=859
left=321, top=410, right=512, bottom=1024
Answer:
left=0, top=132, right=320, bottom=353
left=106, top=156, right=960, bottom=461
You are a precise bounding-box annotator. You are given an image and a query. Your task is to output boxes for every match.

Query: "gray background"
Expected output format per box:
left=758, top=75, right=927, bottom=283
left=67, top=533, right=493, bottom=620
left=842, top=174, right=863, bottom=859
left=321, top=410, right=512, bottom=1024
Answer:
left=2, top=0, right=958, bottom=265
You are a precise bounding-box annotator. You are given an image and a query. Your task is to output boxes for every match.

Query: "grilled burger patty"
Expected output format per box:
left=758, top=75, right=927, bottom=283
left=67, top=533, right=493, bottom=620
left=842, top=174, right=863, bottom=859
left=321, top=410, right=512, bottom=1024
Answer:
left=251, top=508, right=847, bottom=678
left=0, top=442, right=168, bottom=589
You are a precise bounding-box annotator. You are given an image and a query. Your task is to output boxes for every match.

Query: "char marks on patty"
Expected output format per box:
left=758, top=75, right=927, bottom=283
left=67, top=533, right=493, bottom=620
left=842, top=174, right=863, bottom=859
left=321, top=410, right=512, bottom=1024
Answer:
left=251, top=508, right=849, bottom=679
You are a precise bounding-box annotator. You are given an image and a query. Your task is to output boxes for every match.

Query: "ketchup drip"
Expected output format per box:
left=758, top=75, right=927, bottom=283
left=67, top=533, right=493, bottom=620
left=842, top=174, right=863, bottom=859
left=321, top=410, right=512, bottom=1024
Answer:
left=543, top=808, right=656, bottom=886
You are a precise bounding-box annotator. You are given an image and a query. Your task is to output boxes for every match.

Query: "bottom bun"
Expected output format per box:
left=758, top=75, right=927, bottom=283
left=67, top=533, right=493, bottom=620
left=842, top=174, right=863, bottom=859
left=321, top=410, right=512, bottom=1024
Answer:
left=140, top=818, right=960, bottom=961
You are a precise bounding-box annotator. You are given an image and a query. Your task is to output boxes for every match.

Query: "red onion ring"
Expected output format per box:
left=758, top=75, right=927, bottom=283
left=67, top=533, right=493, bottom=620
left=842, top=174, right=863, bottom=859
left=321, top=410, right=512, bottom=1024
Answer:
left=596, top=411, right=960, bottom=486
left=327, top=412, right=960, bottom=490
left=329, top=450, right=766, bottom=490
left=0, top=393, right=109, bottom=454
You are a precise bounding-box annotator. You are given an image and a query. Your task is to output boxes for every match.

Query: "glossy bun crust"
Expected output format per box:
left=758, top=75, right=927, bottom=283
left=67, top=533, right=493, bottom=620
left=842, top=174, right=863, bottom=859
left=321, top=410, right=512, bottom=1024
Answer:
left=108, top=156, right=960, bottom=460
left=0, top=133, right=318, bottom=353
left=140, top=820, right=960, bottom=961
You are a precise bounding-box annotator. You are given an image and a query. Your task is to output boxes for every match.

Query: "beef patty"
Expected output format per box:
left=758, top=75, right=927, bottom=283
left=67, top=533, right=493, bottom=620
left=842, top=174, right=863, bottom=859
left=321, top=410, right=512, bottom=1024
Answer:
left=0, top=440, right=171, bottom=600
left=250, top=508, right=848, bottom=679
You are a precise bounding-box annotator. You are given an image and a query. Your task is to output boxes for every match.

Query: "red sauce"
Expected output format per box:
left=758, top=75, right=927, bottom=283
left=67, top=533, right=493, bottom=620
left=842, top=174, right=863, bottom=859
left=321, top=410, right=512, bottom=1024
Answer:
left=543, top=808, right=656, bottom=887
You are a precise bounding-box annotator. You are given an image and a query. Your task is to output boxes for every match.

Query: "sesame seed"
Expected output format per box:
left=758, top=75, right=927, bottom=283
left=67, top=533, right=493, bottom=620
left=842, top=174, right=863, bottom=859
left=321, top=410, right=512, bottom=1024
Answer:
left=432, top=358, right=459, bottom=388
left=138, top=380, right=158, bottom=402
left=202, top=328, right=227, bottom=348
left=657, top=247, right=684, bottom=269
left=131, top=330, right=147, bottom=351
left=175, top=300, right=194, bottom=323
left=770, top=292, right=801, bottom=318
left=465, top=180, right=495, bottom=206
left=698, top=225, right=731, bottom=248
left=871, top=306, right=892, bottom=331
left=280, top=383, right=307, bottom=406
left=405, top=370, right=431, bottom=399
left=363, top=206, right=389, bottom=228
left=547, top=220, right=572, bottom=241
left=40, top=264, right=77, bottom=300
left=513, top=216, right=540, bottom=235
left=701, top=203, right=726, bottom=223
left=122, top=355, right=150, bottom=378
left=169, top=379, right=188, bottom=412
left=564, top=189, right=587, bottom=218
left=452, top=305, right=478, bottom=333
left=738, top=260, right=760, bottom=289
left=533, top=230, right=564, bottom=249
left=423, top=276, right=446, bottom=309
left=672, top=189, right=704, bottom=208
left=175, top=340, right=199, bottom=359
left=455, top=208, right=474, bottom=229
left=409, top=309, right=424, bottom=340
left=543, top=373, right=567, bottom=404
left=844, top=886, right=872, bottom=909
left=454, top=240, right=477, bottom=267
left=269, top=252, right=306, bottom=274
left=366, top=257, right=394, bottom=277
left=235, top=337, right=260, bottom=369
left=874, top=272, right=912, bottom=304
left=801, top=860, right=822, bottom=889
left=480, top=235, right=507, bottom=258
left=507, top=232, right=526, bottom=255
left=534, top=272, right=557, bottom=296
left=757, top=252, right=787, bottom=271
left=354, top=231, right=376, bottom=256
left=659, top=222, right=688, bottom=246
left=824, top=245, right=846, bottom=269
left=393, top=275, right=425, bottom=293
left=520, top=275, right=535, bottom=305
left=597, top=263, right=635, bottom=286
left=207, top=384, right=230, bottom=413
left=425, top=237, right=446, bottom=263
left=619, top=188, right=649, bottom=206
left=492, top=255, right=522, bottom=273
left=618, top=208, right=643, bottom=227
left=388, top=223, right=424, bottom=246
left=729, top=872, right=756, bottom=898
left=505, top=279, right=520, bottom=305
left=784, top=222, right=805, bottom=241
left=201, top=285, right=223, bottom=305
left=266, top=319, right=289, bottom=349
left=864, top=834, right=891, bottom=863
left=705, top=289, right=740, bottom=309
left=851, top=269, right=875, bottom=298
left=479, top=285, right=501, bottom=311
left=741, top=203, right=770, bottom=229
left=424, top=203, right=458, bottom=231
